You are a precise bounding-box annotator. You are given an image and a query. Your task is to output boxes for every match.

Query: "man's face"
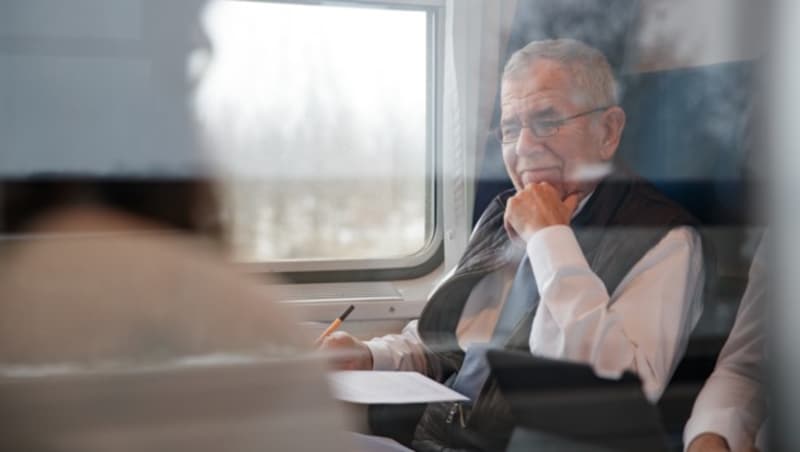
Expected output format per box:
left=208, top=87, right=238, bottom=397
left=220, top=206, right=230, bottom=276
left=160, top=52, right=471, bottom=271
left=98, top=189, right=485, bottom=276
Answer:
left=500, top=59, right=619, bottom=200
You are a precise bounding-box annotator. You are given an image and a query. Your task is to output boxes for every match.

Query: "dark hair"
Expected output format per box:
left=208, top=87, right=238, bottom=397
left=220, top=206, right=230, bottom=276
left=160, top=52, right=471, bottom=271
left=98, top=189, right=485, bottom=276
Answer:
left=0, top=177, right=223, bottom=240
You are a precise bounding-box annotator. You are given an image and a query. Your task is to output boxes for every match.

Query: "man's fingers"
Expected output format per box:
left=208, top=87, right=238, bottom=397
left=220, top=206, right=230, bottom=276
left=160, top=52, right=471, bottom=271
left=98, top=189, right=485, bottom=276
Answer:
left=319, top=332, right=339, bottom=347
left=504, top=210, right=521, bottom=244
left=319, top=331, right=353, bottom=349
left=327, top=331, right=350, bottom=342
left=505, top=226, right=521, bottom=244
left=320, top=333, right=373, bottom=370
left=563, top=193, right=580, bottom=215
left=536, top=181, right=558, bottom=197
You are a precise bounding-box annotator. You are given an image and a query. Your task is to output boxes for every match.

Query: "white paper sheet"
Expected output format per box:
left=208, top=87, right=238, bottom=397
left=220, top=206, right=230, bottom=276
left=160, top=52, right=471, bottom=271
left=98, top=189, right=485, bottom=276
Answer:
left=328, top=371, right=469, bottom=404
left=349, top=432, right=413, bottom=452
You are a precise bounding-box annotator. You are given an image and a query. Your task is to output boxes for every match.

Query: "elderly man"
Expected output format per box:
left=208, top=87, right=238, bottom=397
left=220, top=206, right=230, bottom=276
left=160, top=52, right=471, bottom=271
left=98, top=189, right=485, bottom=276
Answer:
left=322, top=38, right=705, bottom=451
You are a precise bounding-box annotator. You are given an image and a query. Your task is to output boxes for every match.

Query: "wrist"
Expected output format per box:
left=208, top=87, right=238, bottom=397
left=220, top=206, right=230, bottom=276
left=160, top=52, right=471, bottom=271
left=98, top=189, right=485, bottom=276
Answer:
left=518, top=227, right=539, bottom=243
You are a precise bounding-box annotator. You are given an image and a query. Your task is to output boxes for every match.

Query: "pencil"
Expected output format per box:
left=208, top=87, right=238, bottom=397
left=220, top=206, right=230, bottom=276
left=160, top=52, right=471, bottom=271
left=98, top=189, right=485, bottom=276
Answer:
left=314, top=305, right=355, bottom=346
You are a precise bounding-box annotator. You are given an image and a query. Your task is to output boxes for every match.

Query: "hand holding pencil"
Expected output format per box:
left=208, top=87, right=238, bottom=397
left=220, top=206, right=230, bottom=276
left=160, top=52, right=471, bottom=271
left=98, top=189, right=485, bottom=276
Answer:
left=314, top=305, right=355, bottom=346
left=316, top=305, right=374, bottom=370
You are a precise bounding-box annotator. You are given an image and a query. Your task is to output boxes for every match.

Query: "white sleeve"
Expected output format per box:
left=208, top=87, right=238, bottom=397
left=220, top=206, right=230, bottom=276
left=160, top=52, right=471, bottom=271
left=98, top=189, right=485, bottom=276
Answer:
left=365, top=320, right=442, bottom=378
left=527, top=225, right=704, bottom=401
left=683, top=239, right=766, bottom=451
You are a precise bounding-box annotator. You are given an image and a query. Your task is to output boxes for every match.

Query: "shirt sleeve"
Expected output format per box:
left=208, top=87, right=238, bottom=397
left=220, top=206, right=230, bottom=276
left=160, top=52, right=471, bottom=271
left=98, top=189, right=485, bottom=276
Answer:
left=683, top=238, right=767, bottom=451
left=527, top=225, right=704, bottom=401
left=365, top=320, right=442, bottom=379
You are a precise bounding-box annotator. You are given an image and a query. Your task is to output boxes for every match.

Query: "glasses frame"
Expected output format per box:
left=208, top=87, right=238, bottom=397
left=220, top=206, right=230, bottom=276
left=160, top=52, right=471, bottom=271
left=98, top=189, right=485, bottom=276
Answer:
left=493, top=105, right=612, bottom=144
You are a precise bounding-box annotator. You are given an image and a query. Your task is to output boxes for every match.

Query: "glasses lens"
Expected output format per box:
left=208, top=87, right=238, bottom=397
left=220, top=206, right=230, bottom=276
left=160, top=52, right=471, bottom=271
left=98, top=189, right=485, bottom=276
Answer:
left=532, top=121, right=558, bottom=137
left=501, top=126, right=521, bottom=144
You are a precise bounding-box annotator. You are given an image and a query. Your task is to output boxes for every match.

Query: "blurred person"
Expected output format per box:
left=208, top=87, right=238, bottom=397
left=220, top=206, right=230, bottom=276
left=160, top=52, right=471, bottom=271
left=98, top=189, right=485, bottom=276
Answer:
left=0, top=179, right=296, bottom=363
left=0, top=1, right=348, bottom=451
left=684, top=237, right=767, bottom=452
left=0, top=180, right=349, bottom=452
left=321, top=38, right=706, bottom=451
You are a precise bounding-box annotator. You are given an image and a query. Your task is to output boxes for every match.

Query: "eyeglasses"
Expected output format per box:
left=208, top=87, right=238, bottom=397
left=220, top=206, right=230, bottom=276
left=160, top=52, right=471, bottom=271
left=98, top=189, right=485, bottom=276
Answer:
left=493, top=106, right=611, bottom=144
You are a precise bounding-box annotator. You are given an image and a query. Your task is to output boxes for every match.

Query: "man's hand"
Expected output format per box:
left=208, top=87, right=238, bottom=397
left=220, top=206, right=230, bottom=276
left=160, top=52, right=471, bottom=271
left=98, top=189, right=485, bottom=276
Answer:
left=319, top=331, right=374, bottom=370
left=504, top=182, right=580, bottom=243
left=687, top=433, right=760, bottom=452
left=687, top=433, right=731, bottom=452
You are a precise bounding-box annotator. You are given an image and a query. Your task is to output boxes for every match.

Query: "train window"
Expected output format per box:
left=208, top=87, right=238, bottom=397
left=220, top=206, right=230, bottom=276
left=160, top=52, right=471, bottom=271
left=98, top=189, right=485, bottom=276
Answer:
left=195, top=0, right=442, bottom=277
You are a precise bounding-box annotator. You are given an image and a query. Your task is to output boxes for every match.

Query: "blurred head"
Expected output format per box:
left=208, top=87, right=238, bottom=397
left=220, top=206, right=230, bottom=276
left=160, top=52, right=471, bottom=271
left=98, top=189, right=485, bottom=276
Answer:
left=499, top=39, right=626, bottom=200
left=0, top=5, right=354, bottom=451
left=0, top=179, right=222, bottom=239
left=0, top=0, right=222, bottom=239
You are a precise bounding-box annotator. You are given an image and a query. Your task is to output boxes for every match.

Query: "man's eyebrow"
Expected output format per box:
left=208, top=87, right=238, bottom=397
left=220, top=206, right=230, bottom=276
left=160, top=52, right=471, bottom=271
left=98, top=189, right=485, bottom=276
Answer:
left=530, top=107, right=559, bottom=119
left=501, top=106, right=559, bottom=126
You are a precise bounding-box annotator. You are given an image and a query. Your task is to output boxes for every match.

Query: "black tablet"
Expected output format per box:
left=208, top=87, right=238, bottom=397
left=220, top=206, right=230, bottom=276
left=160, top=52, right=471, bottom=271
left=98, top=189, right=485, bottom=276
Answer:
left=487, top=350, right=669, bottom=452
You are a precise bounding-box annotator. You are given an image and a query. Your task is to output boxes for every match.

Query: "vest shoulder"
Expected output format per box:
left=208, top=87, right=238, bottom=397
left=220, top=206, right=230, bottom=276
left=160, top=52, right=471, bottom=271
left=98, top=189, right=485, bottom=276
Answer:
left=618, top=178, right=699, bottom=227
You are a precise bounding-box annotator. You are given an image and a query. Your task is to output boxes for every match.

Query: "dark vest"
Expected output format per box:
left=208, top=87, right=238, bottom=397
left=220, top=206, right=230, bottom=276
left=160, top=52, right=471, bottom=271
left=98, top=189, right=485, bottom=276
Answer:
left=412, top=172, right=700, bottom=452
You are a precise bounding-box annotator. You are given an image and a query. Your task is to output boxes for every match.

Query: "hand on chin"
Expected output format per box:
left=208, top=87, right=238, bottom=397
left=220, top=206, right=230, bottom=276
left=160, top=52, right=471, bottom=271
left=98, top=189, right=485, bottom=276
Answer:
left=505, top=181, right=580, bottom=243
left=520, top=166, right=561, bottom=185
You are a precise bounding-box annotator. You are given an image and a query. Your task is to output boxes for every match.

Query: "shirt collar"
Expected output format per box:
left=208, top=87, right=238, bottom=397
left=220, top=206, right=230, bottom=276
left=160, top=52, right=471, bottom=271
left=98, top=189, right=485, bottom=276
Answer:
left=571, top=190, right=595, bottom=219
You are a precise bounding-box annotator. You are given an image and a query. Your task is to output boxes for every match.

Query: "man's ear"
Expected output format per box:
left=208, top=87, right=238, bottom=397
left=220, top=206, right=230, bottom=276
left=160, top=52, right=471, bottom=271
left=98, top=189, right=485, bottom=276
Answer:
left=598, top=106, right=626, bottom=160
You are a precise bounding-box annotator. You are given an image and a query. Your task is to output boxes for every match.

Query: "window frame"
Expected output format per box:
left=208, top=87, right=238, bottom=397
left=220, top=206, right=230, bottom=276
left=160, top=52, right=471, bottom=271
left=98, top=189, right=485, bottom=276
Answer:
left=218, top=0, right=447, bottom=282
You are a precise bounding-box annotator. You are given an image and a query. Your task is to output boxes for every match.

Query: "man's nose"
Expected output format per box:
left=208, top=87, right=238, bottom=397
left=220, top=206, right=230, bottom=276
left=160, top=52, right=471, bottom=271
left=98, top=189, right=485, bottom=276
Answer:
left=515, top=126, right=546, bottom=156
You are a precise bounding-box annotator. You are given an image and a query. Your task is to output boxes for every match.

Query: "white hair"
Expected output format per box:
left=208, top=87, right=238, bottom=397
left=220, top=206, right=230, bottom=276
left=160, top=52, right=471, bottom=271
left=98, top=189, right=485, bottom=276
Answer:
left=503, top=38, right=618, bottom=107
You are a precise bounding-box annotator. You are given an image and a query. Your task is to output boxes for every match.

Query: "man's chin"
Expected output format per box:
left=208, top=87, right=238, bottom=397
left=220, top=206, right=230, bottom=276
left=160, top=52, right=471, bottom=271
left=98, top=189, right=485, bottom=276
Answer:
left=520, top=169, right=562, bottom=188
left=520, top=178, right=565, bottom=197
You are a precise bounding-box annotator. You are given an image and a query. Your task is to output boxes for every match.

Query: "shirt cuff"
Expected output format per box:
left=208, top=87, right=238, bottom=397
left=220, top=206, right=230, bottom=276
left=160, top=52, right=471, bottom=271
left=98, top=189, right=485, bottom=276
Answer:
left=683, top=409, right=752, bottom=452
left=365, top=339, right=395, bottom=371
left=526, top=225, right=589, bottom=291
